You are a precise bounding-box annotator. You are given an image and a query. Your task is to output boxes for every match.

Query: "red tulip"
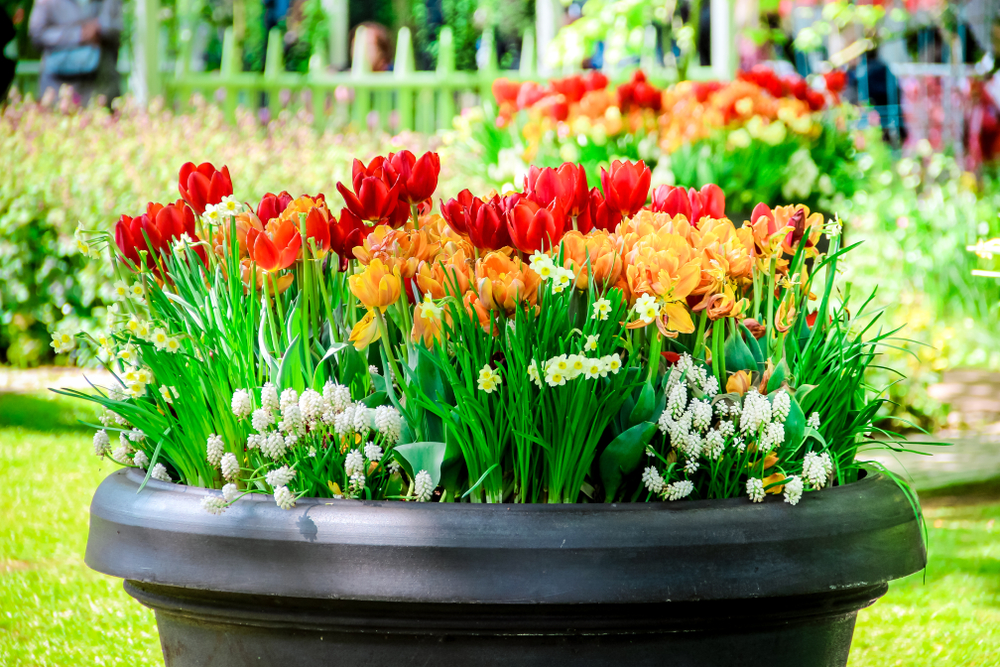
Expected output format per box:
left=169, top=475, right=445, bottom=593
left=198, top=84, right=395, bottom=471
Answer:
left=535, top=95, right=570, bottom=122
left=246, top=217, right=301, bottom=273
left=389, top=150, right=441, bottom=205
left=336, top=176, right=401, bottom=223
left=750, top=202, right=777, bottom=232
left=524, top=163, right=589, bottom=217
left=551, top=75, right=587, bottom=104
left=505, top=197, right=565, bottom=254
left=329, top=208, right=367, bottom=271
left=441, top=189, right=484, bottom=236
left=471, top=194, right=514, bottom=251
left=178, top=162, right=233, bottom=215
left=581, top=70, right=609, bottom=92
left=651, top=184, right=725, bottom=226
left=600, top=159, right=651, bottom=218
left=351, top=156, right=392, bottom=192
left=578, top=187, right=621, bottom=233
left=304, top=206, right=332, bottom=256
left=824, top=70, right=847, bottom=95
left=256, top=191, right=294, bottom=224
left=516, top=81, right=550, bottom=109
left=617, top=70, right=662, bottom=112
left=115, top=200, right=205, bottom=270
left=492, top=78, right=522, bottom=106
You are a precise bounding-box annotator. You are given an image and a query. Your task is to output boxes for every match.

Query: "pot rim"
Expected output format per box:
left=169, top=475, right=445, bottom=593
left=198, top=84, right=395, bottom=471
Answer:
left=86, top=466, right=926, bottom=604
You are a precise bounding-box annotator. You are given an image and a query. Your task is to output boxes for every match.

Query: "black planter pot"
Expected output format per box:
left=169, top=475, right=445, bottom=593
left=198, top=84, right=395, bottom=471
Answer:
left=86, top=468, right=925, bottom=667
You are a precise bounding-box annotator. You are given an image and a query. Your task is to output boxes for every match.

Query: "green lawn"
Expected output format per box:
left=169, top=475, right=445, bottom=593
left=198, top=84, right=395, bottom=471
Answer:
left=0, top=391, right=997, bottom=666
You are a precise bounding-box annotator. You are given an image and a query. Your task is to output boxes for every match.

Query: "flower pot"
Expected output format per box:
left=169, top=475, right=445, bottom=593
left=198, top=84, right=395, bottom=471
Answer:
left=86, top=468, right=924, bottom=667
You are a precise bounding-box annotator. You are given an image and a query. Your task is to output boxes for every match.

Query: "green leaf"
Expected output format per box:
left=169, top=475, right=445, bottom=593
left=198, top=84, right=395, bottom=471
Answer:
left=360, top=391, right=388, bottom=407
left=783, top=394, right=806, bottom=449
left=277, top=335, right=305, bottom=392
left=629, top=381, right=656, bottom=426
left=739, top=323, right=764, bottom=365
left=766, top=358, right=790, bottom=394
left=393, top=441, right=448, bottom=488
left=725, top=328, right=757, bottom=372
left=599, top=421, right=658, bottom=502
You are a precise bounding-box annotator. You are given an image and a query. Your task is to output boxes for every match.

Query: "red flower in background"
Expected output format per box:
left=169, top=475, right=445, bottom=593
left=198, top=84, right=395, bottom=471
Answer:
left=617, top=70, right=662, bottom=112
left=388, top=150, right=441, bottom=205
left=824, top=70, right=847, bottom=95
left=492, top=78, right=522, bottom=106
left=178, top=162, right=233, bottom=215
left=692, top=80, right=724, bottom=103
left=651, top=184, right=725, bottom=225
left=534, top=95, right=570, bottom=121
left=524, top=163, right=589, bottom=217
left=581, top=70, right=609, bottom=92
left=329, top=208, right=367, bottom=271
left=256, top=191, right=294, bottom=224
left=600, top=159, right=651, bottom=218
left=115, top=200, right=205, bottom=270
left=441, top=189, right=484, bottom=236
left=517, top=81, right=550, bottom=109
left=551, top=75, right=587, bottom=104
left=471, top=194, right=514, bottom=251
left=505, top=196, right=565, bottom=253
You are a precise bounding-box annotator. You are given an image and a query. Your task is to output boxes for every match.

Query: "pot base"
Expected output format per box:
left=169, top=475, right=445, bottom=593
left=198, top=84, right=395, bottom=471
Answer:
left=127, top=581, right=886, bottom=667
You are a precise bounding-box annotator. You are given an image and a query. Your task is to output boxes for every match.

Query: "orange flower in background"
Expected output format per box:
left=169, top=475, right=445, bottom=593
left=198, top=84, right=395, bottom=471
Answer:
left=411, top=299, right=447, bottom=347
left=240, top=259, right=294, bottom=295
left=349, top=258, right=402, bottom=311
left=246, top=217, right=301, bottom=273
left=623, top=230, right=701, bottom=333
left=773, top=204, right=824, bottom=256
left=556, top=230, right=623, bottom=290
left=475, top=252, right=541, bottom=316
left=349, top=310, right=381, bottom=350
left=463, top=291, right=495, bottom=334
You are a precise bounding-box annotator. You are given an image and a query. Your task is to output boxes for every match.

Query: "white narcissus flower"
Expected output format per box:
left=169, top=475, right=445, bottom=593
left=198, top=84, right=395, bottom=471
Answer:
left=591, top=298, right=612, bottom=321
left=601, top=353, right=622, bottom=375
left=582, top=357, right=603, bottom=380
left=159, top=385, right=175, bottom=404
left=584, top=334, right=599, bottom=352
left=414, top=470, right=434, bottom=502
left=220, top=453, right=239, bottom=481
left=164, top=337, right=181, bottom=353
left=50, top=331, right=75, bottom=354
left=112, top=280, right=130, bottom=301
left=129, top=282, right=145, bottom=301
left=477, top=364, right=502, bottom=393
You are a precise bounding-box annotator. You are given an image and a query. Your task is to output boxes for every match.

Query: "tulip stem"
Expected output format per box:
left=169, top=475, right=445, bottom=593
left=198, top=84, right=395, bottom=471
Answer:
left=647, top=329, right=661, bottom=382
left=765, top=256, right=776, bottom=357
left=261, top=269, right=281, bottom=353
left=375, top=309, right=403, bottom=389
left=692, top=311, right=708, bottom=360
left=410, top=204, right=420, bottom=230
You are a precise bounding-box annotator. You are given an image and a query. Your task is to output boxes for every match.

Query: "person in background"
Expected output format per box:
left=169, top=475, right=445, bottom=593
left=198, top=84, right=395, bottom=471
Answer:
left=28, top=0, right=121, bottom=105
left=348, top=21, right=393, bottom=72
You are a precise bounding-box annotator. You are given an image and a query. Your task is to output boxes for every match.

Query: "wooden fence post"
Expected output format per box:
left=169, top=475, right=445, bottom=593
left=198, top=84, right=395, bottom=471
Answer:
left=322, top=0, right=349, bottom=70
left=709, top=0, right=736, bottom=81
left=220, top=27, right=240, bottom=122
left=264, top=27, right=284, bottom=118
left=308, top=51, right=329, bottom=131
left=520, top=27, right=536, bottom=78
left=435, top=26, right=456, bottom=131
left=132, top=0, right=161, bottom=104
left=394, top=27, right=415, bottom=132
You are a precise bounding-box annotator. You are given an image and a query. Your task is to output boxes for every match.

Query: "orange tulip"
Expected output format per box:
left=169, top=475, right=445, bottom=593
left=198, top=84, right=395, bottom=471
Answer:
left=415, top=249, right=472, bottom=299
left=349, top=258, right=402, bottom=311
left=475, top=252, right=541, bottom=317
left=349, top=310, right=381, bottom=350
left=245, top=216, right=301, bottom=273
left=556, top=230, right=622, bottom=290
left=411, top=299, right=446, bottom=347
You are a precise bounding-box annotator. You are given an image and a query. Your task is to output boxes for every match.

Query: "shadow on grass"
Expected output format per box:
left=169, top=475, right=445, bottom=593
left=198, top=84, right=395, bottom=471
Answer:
left=0, top=391, right=99, bottom=433
left=919, top=475, right=1000, bottom=508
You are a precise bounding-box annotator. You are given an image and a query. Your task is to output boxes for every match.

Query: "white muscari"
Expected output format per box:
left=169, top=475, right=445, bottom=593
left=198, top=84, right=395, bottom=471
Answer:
left=323, top=380, right=351, bottom=413
left=298, top=389, right=324, bottom=424
left=261, top=383, right=279, bottom=412
left=739, top=389, right=772, bottom=434
left=251, top=408, right=274, bottom=433
left=373, top=406, right=402, bottom=443
left=278, top=404, right=303, bottom=436
left=220, top=453, right=239, bottom=481
left=260, top=432, right=286, bottom=459
left=759, top=422, right=785, bottom=451
left=128, top=428, right=145, bottom=443
left=690, top=398, right=713, bottom=432
left=806, top=412, right=821, bottom=430
left=265, top=466, right=295, bottom=488
left=222, top=483, right=239, bottom=502
left=201, top=496, right=227, bottom=515
left=279, top=388, right=299, bottom=415
left=803, top=451, right=833, bottom=489
left=665, top=480, right=694, bottom=501
left=274, top=486, right=296, bottom=510
left=746, top=477, right=765, bottom=503
left=93, top=430, right=110, bottom=456
left=345, top=449, right=365, bottom=476
left=414, top=470, right=434, bottom=502
left=353, top=406, right=372, bottom=437
left=206, top=434, right=225, bottom=467
left=772, top=390, right=791, bottom=423
left=705, top=429, right=725, bottom=460
left=133, top=450, right=149, bottom=469
left=150, top=463, right=171, bottom=482
left=231, top=390, right=252, bottom=418
left=112, top=442, right=131, bottom=463
left=364, top=442, right=383, bottom=462
left=783, top=475, right=804, bottom=506
left=683, top=458, right=700, bottom=474
left=641, top=466, right=665, bottom=494
left=666, top=383, right=688, bottom=420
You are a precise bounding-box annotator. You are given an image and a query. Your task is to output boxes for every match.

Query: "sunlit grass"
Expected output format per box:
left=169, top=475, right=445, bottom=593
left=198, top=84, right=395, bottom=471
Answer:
left=0, top=391, right=995, bottom=666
